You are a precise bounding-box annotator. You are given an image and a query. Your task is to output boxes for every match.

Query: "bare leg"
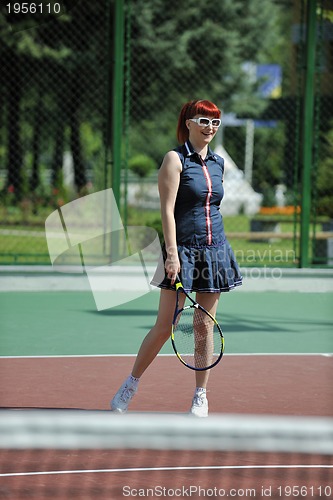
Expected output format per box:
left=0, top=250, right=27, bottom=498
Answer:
left=193, top=292, right=220, bottom=389
left=131, top=289, right=185, bottom=378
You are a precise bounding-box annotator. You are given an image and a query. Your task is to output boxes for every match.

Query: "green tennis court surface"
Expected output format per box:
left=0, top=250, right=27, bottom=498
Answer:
left=1, top=279, right=332, bottom=356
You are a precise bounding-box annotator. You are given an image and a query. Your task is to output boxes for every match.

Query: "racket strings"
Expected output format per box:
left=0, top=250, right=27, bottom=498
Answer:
left=193, top=309, right=215, bottom=367
left=174, top=306, right=221, bottom=369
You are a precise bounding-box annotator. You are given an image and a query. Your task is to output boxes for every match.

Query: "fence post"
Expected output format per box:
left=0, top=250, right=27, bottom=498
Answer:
left=300, top=0, right=317, bottom=267
left=112, top=0, right=125, bottom=208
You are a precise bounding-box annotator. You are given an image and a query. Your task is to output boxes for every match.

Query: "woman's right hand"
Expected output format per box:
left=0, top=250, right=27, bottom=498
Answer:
left=165, top=254, right=180, bottom=285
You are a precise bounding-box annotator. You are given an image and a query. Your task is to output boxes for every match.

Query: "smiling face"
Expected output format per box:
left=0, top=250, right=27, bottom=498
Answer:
left=186, top=114, right=220, bottom=147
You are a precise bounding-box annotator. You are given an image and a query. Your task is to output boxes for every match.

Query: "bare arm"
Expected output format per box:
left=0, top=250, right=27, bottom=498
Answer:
left=158, top=150, right=182, bottom=284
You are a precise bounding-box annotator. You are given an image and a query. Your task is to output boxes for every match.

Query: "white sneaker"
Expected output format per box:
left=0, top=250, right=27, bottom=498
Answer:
left=110, top=381, right=138, bottom=413
left=190, top=392, right=208, bottom=418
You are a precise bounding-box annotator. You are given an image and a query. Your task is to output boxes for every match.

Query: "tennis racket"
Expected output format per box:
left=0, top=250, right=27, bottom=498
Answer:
left=171, top=277, right=224, bottom=371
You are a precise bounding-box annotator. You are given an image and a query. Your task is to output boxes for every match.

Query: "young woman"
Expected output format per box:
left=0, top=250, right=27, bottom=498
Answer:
left=111, top=99, right=242, bottom=417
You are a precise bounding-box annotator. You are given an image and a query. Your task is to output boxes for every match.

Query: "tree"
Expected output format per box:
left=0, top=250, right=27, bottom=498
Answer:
left=0, top=1, right=108, bottom=199
left=128, top=0, right=284, bottom=164
left=316, top=124, right=333, bottom=219
left=0, top=0, right=285, bottom=203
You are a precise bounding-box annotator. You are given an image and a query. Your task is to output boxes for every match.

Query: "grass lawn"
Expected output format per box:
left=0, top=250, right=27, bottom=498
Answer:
left=0, top=208, right=300, bottom=266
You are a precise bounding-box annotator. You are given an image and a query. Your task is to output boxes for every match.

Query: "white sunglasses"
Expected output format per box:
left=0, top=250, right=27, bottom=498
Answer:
left=189, top=117, right=221, bottom=128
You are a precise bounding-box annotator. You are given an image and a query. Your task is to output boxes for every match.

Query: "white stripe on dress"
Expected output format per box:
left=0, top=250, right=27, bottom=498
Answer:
left=200, top=159, right=213, bottom=245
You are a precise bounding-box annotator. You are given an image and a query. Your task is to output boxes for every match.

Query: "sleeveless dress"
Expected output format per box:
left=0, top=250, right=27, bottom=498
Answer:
left=152, top=140, right=243, bottom=293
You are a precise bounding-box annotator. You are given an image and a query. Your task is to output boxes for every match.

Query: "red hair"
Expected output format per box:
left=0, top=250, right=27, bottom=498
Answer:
left=176, top=99, right=221, bottom=144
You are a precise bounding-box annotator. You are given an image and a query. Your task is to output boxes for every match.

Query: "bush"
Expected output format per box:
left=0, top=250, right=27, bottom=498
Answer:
left=128, top=154, right=156, bottom=178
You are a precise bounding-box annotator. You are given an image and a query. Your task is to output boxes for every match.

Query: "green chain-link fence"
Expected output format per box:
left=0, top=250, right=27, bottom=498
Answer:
left=309, top=0, right=333, bottom=266
left=0, top=1, right=110, bottom=263
left=0, top=0, right=332, bottom=267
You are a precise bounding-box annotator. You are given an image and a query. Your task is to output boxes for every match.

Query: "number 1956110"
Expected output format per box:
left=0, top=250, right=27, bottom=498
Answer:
left=6, top=3, right=61, bottom=14
left=277, top=486, right=332, bottom=497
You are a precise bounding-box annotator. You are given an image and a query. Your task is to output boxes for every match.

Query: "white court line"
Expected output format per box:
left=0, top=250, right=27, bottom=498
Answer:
left=0, top=353, right=332, bottom=359
left=1, top=464, right=333, bottom=478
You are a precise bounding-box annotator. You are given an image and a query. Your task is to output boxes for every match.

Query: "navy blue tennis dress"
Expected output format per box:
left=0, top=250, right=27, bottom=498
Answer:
left=152, top=140, right=243, bottom=293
